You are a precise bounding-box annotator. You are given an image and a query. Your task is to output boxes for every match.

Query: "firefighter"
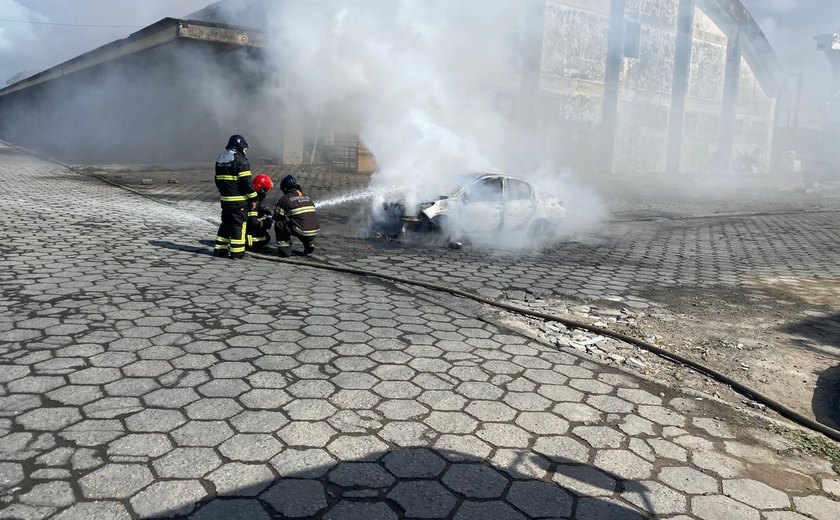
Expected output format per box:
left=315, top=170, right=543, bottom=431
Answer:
left=246, top=174, right=274, bottom=250
left=214, top=134, right=258, bottom=259
left=274, top=175, right=320, bottom=257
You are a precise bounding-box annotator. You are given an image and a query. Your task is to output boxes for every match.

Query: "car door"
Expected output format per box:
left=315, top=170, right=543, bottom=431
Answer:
left=503, top=178, right=537, bottom=231
left=457, top=176, right=504, bottom=233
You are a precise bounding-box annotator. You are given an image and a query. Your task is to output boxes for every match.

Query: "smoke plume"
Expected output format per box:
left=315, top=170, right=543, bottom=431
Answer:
left=263, top=0, right=605, bottom=247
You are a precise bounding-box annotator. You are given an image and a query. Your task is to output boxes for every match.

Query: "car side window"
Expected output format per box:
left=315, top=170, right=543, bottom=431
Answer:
left=506, top=179, right=532, bottom=201
left=466, top=178, right=503, bottom=203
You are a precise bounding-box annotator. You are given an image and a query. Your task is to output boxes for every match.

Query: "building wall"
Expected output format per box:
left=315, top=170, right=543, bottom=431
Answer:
left=537, top=0, right=777, bottom=173
left=614, top=0, right=679, bottom=172
left=0, top=40, right=278, bottom=164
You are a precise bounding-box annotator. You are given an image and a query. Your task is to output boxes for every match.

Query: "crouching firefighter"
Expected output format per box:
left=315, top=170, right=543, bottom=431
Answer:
left=274, top=175, right=320, bottom=257
left=246, top=174, right=274, bottom=251
left=214, top=134, right=258, bottom=259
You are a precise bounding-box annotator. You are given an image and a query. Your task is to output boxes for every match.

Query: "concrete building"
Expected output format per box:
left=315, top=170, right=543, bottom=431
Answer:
left=0, top=17, right=271, bottom=164
left=0, top=0, right=782, bottom=174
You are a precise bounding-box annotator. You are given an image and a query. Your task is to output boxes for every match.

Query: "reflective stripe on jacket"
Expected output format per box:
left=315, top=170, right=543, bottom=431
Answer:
left=275, top=190, right=320, bottom=237
left=215, top=149, right=257, bottom=209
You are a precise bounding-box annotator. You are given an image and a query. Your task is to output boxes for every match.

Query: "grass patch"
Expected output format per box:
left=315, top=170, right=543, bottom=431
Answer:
left=768, top=424, right=840, bottom=475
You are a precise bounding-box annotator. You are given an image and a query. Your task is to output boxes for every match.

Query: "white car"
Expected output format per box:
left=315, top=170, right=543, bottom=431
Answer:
left=394, top=173, right=566, bottom=240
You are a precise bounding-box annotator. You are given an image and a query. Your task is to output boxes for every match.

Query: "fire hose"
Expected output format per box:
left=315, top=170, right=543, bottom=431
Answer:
left=79, top=166, right=840, bottom=444
left=249, top=251, right=840, bottom=444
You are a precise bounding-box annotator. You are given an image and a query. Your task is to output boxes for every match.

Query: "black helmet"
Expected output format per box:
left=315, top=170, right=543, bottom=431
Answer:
left=226, top=134, right=249, bottom=154
left=280, top=175, right=299, bottom=193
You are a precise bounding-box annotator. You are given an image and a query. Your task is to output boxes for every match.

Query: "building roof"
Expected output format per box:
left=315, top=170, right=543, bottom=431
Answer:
left=0, top=17, right=264, bottom=98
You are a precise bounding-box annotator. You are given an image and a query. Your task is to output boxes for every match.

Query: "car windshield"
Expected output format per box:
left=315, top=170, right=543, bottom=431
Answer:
left=437, top=174, right=481, bottom=197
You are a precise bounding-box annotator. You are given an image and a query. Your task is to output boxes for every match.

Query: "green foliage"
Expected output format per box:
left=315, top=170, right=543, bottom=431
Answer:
left=768, top=425, right=840, bottom=475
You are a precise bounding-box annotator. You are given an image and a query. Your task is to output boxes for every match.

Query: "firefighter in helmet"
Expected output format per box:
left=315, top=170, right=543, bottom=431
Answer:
left=214, top=134, right=257, bottom=259
left=274, top=175, right=320, bottom=257
left=246, top=174, right=274, bottom=250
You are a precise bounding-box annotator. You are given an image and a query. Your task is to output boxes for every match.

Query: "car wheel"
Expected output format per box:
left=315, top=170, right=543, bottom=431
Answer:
left=527, top=219, right=554, bottom=239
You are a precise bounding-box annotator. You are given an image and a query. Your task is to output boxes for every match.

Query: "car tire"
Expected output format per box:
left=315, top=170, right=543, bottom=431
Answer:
left=527, top=219, right=556, bottom=239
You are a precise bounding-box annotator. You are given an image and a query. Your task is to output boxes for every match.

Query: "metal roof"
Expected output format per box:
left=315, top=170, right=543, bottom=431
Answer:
left=0, top=17, right=264, bottom=98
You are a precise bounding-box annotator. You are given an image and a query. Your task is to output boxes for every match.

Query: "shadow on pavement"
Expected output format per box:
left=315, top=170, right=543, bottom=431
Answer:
left=781, top=312, right=840, bottom=351
left=148, top=240, right=216, bottom=257
left=153, top=449, right=651, bottom=519
left=814, top=365, right=840, bottom=430
left=781, top=313, right=840, bottom=429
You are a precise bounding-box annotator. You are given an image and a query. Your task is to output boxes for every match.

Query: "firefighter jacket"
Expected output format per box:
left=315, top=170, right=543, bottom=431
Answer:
left=215, top=149, right=258, bottom=209
left=247, top=195, right=272, bottom=235
left=274, top=190, right=320, bottom=238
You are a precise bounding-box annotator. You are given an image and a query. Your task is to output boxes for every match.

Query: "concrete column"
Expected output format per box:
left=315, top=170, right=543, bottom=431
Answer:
left=600, top=0, right=626, bottom=174
left=715, top=28, right=741, bottom=170
left=518, top=0, right=546, bottom=134
left=664, top=0, right=695, bottom=173
left=282, top=100, right=305, bottom=166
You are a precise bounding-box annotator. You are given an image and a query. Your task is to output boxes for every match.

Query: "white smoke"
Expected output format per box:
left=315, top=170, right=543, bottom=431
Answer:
left=263, top=0, right=605, bottom=247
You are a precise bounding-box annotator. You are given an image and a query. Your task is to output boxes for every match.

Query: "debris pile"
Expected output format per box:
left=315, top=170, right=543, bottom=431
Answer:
left=519, top=301, right=655, bottom=375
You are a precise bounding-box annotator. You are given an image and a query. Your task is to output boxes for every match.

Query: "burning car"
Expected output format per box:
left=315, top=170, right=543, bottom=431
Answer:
left=387, top=173, right=566, bottom=241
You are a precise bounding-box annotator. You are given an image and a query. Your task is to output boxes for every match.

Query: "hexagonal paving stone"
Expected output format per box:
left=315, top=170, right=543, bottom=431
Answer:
left=240, top=389, right=293, bottom=409
left=722, top=479, right=790, bottom=509
left=442, top=464, right=508, bottom=499
left=375, top=399, right=427, bottom=420
left=424, top=411, right=478, bottom=434
left=153, top=447, right=221, bottom=478
left=506, top=480, right=573, bottom=518
left=171, top=421, right=234, bottom=447
left=452, top=500, right=525, bottom=520
left=130, top=480, right=206, bottom=517
left=197, top=379, right=250, bottom=397
left=16, top=407, right=81, bottom=431
left=324, top=501, right=396, bottom=520
left=278, top=422, right=337, bottom=447
left=185, top=398, right=242, bottom=420
left=191, top=499, right=272, bottom=520
left=515, top=411, right=569, bottom=435
left=475, top=423, right=532, bottom=448
left=434, top=435, right=493, bottom=462
left=329, top=462, right=395, bottom=488
left=20, top=481, right=75, bottom=508
left=229, top=411, right=289, bottom=433
left=593, top=450, right=654, bottom=480
left=388, top=481, right=457, bottom=518
left=51, top=502, right=131, bottom=520
left=0, top=462, right=24, bottom=490
left=142, top=388, right=200, bottom=408
left=465, top=401, right=517, bottom=422
left=691, top=495, right=760, bottom=520
left=377, top=421, right=431, bottom=447
left=792, top=495, right=840, bottom=520
left=574, top=425, right=626, bottom=449
left=383, top=448, right=447, bottom=478
left=660, top=466, right=719, bottom=495
left=283, top=399, right=338, bottom=421
left=78, top=464, right=154, bottom=499
left=262, top=479, right=329, bottom=517
left=107, top=433, right=173, bottom=457
left=124, top=409, right=186, bottom=433
left=327, top=435, right=388, bottom=462
left=270, top=448, right=336, bottom=478
left=208, top=462, right=274, bottom=497
left=622, top=480, right=688, bottom=515
left=219, top=434, right=283, bottom=462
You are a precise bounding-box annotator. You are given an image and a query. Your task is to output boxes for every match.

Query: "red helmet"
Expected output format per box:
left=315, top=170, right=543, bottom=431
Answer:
left=253, top=174, right=273, bottom=195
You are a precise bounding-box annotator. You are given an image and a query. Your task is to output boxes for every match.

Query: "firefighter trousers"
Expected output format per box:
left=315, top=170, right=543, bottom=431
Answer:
left=275, top=221, right=316, bottom=258
left=215, top=206, right=248, bottom=258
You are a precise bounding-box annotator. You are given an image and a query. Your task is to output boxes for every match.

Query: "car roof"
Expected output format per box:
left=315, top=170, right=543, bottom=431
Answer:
left=469, top=172, right=531, bottom=183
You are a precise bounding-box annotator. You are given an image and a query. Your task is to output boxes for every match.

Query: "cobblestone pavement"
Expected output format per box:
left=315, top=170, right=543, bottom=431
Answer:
left=91, top=162, right=840, bottom=422
left=2, top=144, right=840, bottom=519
